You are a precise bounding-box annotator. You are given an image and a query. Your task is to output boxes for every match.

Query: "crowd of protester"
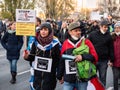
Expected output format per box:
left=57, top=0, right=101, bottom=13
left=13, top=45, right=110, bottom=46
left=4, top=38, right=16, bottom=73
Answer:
left=0, top=17, right=120, bottom=90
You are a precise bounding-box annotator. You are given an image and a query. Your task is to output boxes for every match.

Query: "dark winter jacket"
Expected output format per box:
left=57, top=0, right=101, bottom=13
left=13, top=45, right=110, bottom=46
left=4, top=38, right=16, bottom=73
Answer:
left=57, top=37, right=98, bottom=83
left=58, top=28, right=69, bottom=44
left=0, top=20, right=3, bottom=33
left=1, top=31, right=23, bottom=60
left=90, top=25, right=99, bottom=33
left=26, top=37, right=61, bottom=90
left=88, top=30, right=114, bottom=62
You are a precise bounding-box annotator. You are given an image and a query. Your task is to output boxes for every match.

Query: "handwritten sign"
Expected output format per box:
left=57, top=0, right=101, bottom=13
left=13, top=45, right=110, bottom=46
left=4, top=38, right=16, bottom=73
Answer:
left=16, top=9, right=36, bottom=23
left=16, top=9, right=36, bottom=36
left=16, top=22, right=35, bottom=36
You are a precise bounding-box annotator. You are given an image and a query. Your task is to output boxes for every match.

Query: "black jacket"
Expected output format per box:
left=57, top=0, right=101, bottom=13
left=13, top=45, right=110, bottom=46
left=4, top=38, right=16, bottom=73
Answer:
left=26, top=40, right=61, bottom=90
left=90, top=25, right=99, bottom=33
left=1, top=32, right=23, bottom=60
left=58, top=28, right=69, bottom=44
left=88, top=30, right=114, bottom=62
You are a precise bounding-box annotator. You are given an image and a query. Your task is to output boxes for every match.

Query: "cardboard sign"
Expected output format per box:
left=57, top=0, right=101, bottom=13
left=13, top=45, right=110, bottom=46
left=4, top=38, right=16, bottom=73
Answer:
left=65, top=60, right=76, bottom=74
left=16, top=22, right=35, bottom=36
left=16, top=9, right=36, bottom=23
left=34, top=56, right=52, bottom=72
left=16, top=9, right=36, bottom=36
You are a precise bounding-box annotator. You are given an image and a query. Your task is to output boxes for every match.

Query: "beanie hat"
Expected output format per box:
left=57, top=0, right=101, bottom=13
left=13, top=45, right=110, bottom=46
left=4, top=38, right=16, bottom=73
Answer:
left=38, top=22, right=52, bottom=34
left=100, top=20, right=109, bottom=26
left=68, top=22, right=80, bottom=31
left=114, top=22, right=120, bottom=27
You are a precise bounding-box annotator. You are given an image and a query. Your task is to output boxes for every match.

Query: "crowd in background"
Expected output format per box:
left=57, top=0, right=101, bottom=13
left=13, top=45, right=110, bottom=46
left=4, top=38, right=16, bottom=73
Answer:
left=0, top=17, right=120, bottom=90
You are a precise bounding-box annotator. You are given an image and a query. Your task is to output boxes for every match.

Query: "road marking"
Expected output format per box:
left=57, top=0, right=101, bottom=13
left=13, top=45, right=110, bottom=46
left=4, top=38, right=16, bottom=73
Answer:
left=18, top=70, right=30, bottom=76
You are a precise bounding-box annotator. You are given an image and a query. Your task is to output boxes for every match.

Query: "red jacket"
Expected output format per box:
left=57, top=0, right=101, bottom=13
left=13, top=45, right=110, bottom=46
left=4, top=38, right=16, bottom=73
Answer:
left=113, top=36, right=120, bottom=67
left=57, top=38, right=98, bottom=83
left=61, top=38, right=98, bottom=64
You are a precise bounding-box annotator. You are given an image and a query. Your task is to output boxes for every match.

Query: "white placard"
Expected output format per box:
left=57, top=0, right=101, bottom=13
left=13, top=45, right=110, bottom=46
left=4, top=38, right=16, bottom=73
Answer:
left=16, top=9, right=36, bottom=23
left=90, top=11, right=101, bottom=20
left=65, top=60, right=76, bottom=74
left=104, top=13, right=108, bottom=18
left=34, top=56, right=52, bottom=72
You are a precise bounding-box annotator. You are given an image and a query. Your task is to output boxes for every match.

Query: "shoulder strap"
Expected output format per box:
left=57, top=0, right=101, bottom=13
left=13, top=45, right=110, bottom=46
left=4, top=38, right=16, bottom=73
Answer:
left=81, top=38, right=85, bottom=46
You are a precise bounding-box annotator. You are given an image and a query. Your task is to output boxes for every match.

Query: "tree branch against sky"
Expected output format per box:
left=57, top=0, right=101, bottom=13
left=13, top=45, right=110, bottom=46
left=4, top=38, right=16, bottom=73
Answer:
left=36, top=0, right=75, bottom=20
left=0, top=0, right=75, bottom=20
left=0, top=0, right=36, bottom=20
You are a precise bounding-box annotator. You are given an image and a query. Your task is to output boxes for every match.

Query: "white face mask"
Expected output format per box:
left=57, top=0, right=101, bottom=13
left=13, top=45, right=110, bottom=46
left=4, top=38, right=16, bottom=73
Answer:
left=71, top=35, right=79, bottom=40
left=115, top=32, right=120, bottom=36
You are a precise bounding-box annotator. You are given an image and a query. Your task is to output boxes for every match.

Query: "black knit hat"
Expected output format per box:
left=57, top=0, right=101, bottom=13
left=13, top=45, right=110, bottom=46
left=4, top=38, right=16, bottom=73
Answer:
left=100, top=20, right=109, bottom=26
left=38, top=22, right=52, bottom=34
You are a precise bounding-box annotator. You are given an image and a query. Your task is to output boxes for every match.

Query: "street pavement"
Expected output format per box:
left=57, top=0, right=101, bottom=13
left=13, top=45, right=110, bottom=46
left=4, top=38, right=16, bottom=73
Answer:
left=0, top=44, right=119, bottom=90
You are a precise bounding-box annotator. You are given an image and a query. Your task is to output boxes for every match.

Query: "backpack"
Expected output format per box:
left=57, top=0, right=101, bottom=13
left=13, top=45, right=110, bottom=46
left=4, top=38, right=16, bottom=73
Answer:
left=72, top=39, right=96, bottom=80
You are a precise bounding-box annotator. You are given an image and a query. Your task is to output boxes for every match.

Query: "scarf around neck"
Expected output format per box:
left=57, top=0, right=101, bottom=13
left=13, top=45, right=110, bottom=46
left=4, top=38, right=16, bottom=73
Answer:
left=37, top=32, right=53, bottom=46
left=8, top=30, right=16, bottom=34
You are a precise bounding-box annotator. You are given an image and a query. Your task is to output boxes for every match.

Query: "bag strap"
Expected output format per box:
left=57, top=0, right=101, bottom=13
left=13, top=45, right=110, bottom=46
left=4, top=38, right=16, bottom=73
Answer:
left=81, top=38, right=85, bottom=46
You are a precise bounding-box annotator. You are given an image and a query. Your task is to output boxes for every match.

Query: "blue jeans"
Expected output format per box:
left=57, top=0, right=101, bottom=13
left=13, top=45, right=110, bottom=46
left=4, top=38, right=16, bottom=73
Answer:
left=77, top=81, right=88, bottom=90
left=96, top=60, right=108, bottom=86
left=9, top=59, right=18, bottom=72
left=63, top=81, right=88, bottom=90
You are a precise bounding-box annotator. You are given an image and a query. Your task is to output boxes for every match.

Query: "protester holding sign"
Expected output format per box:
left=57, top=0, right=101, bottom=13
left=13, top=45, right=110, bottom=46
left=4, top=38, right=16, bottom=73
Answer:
left=1, top=21, right=23, bottom=84
left=57, top=22, right=98, bottom=90
left=26, top=17, right=41, bottom=90
left=24, top=22, right=61, bottom=90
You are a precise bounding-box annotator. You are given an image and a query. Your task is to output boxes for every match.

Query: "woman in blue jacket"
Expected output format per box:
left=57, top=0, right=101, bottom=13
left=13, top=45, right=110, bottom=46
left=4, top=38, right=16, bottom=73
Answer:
left=1, top=21, right=23, bottom=84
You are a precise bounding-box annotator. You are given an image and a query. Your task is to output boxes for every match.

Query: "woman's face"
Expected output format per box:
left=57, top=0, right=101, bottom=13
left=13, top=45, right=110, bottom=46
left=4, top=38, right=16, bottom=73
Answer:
left=10, top=22, right=16, bottom=30
left=114, top=26, right=120, bottom=33
left=39, top=27, right=49, bottom=37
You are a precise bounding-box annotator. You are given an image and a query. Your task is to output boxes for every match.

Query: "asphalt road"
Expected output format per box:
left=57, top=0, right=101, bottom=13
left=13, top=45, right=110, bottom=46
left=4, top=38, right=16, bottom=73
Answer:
left=0, top=44, right=119, bottom=90
left=0, top=44, right=63, bottom=90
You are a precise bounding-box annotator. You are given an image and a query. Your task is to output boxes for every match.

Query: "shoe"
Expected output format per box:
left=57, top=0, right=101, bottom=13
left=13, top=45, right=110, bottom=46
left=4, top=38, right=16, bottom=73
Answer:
left=10, top=78, right=16, bottom=84
left=10, top=72, right=16, bottom=84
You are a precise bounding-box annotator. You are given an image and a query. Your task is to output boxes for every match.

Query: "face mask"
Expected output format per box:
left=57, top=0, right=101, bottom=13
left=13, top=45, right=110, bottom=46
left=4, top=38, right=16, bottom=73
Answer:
left=71, top=35, right=79, bottom=40
left=116, top=32, right=120, bottom=36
